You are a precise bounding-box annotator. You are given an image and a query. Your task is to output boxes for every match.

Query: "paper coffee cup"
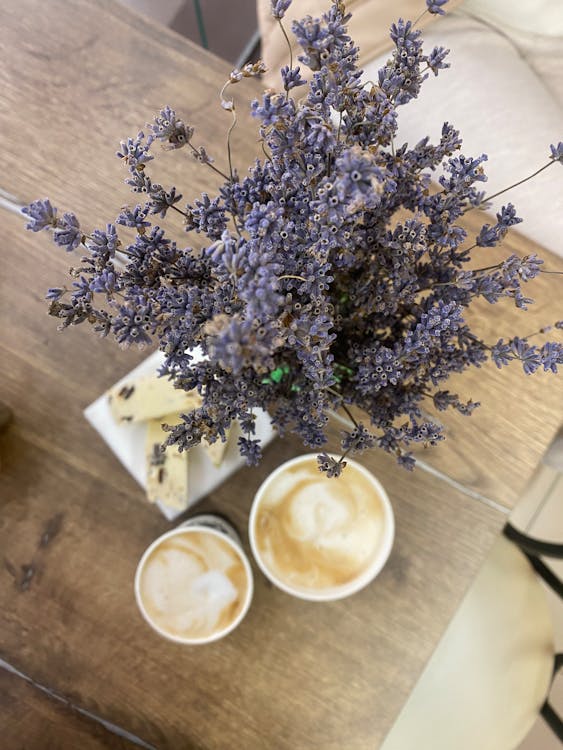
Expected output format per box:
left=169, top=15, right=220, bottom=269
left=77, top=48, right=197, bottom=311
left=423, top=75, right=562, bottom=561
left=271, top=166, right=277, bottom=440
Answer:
left=249, top=454, right=394, bottom=602
left=135, top=514, right=253, bottom=644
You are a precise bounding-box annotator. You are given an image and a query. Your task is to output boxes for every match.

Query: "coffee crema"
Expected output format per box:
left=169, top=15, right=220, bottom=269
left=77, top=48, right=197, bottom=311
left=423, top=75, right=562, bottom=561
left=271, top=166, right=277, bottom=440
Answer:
left=138, top=530, right=250, bottom=640
left=253, top=457, right=386, bottom=594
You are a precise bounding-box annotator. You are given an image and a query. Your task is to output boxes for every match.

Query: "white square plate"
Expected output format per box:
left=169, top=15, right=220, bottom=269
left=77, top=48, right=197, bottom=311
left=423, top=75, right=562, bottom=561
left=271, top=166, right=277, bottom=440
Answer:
left=84, top=350, right=277, bottom=520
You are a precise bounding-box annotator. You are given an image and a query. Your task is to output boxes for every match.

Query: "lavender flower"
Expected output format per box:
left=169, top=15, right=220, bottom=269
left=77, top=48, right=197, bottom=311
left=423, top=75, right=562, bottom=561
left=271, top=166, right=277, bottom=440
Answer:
left=426, top=46, right=450, bottom=75
left=251, top=92, right=294, bottom=127
left=333, top=146, right=383, bottom=212
left=148, top=185, right=183, bottom=218
left=549, top=142, right=563, bottom=164
left=510, top=337, right=542, bottom=375
left=237, top=436, right=262, bottom=465
left=397, top=452, right=416, bottom=470
left=540, top=341, right=563, bottom=373
left=53, top=212, right=82, bottom=252
left=112, top=300, right=152, bottom=346
left=46, top=287, right=65, bottom=301
left=317, top=453, right=344, bottom=478
left=383, top=19, right=426, bottom=105
left=194, top=194, right=227, bottom=238
left=116, top=132, right=153, bottom=168
left=271, top=0, right=292, bottom=19
left=90, top=269, right=119, bottom=294
left=149, top=106, right=194, bottom=149
left=517, top=254, right=543, bottom=281
left=22, top=198, right=57, bottom=232
left=426, top=0, right=449, bottom=14
left=476, top=203, right=522, bottom=247
left=86, top=225, right=119, bottom=260
left=341, top=424, right=376, bottom=452
left=116, top=205, right=151, bottom=230
left=23, top=0, right=562, bottom=477
left=71, top=276, right=93, bottom=303
left=280, top=65, right=306, bottom=90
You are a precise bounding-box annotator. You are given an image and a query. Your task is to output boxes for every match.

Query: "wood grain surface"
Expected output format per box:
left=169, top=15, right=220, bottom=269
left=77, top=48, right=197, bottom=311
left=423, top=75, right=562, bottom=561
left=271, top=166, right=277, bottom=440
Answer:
left=2, top=0, right=562, bottom=510
left=0, top=201, right=502, bottom=748
left=0, top=667, right=138, bottom=750
left=0, top=0, right=259, bottom=237
left=0, top=225, right=503, bottom=745
left=408, top=220, right=563, bottom=507
left=0, top=0, right=559, bottom=747
left=1, top=0, right=561, bottom=509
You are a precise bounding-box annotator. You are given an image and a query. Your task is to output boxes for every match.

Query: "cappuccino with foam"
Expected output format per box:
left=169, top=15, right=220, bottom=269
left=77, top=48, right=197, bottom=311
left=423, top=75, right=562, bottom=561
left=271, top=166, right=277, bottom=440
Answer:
left=135, top=516, right=253, bottom=644
left=249, top=455, right=394, bottom=601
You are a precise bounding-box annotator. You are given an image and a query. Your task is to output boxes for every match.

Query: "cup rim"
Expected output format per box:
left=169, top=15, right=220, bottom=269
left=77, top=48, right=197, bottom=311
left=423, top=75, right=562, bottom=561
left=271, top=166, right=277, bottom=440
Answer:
left=248, top=453, right=395, bottom=602
left=134, top=524, right=254, bottom=644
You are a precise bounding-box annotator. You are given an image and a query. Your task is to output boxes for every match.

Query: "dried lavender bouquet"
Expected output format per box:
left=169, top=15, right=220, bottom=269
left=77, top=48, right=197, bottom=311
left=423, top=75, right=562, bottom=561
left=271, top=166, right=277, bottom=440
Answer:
left=23, top=0, right=563, bottom=477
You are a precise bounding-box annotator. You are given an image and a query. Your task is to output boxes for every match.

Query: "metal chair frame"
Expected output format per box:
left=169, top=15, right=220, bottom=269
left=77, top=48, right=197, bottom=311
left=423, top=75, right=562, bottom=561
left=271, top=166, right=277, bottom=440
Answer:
left=503, top=522, right=563, bottom=741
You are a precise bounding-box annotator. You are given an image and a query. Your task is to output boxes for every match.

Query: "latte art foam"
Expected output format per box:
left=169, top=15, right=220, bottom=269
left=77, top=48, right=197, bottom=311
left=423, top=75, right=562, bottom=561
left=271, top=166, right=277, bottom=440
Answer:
left=138, top=531, right=249, bottom=640
left=253, top=458, right=386, bottom=594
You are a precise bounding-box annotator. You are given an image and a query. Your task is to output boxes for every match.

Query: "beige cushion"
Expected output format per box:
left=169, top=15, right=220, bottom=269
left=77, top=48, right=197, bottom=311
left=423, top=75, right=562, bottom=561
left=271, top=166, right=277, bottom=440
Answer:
left=381, top=535, right=555, bottom=750
left=462, top=0, right=563, bottom=35
left=258, top=0, right=463, bottom=88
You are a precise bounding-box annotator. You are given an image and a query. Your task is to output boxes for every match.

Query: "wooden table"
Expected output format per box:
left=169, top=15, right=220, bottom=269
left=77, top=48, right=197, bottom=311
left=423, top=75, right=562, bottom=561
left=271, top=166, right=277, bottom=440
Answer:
left=0, top=1, right=561, bottom=748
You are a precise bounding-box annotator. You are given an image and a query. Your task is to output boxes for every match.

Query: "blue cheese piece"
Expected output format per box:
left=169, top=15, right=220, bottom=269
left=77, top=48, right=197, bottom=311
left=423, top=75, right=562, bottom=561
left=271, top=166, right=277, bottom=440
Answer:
left=145, top=414, right=189, bottom=509
left=109, top=373, right=201, bottom=424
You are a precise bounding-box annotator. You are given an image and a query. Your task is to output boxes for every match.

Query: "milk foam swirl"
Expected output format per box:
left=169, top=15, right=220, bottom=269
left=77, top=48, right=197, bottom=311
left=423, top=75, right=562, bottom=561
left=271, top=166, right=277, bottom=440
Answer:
left=138, top=531, right=249, bottom=640
left=253, top=458, right=385, bottom=593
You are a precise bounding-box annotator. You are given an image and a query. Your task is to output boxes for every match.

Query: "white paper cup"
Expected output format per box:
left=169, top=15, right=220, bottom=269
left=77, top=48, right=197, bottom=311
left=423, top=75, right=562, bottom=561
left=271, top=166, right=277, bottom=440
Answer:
left=249, top=454, right=395, bottom=602
left=135, top=514, right=253, bottom=644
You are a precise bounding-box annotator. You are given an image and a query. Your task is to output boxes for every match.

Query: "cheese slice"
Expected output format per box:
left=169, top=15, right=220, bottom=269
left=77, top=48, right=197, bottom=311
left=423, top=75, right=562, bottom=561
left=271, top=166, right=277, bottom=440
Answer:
left=145, top=414, right=189, bottom=510
left=109, top=373, right=201, bottom=423
left=202, top=427, right=232, bottom=467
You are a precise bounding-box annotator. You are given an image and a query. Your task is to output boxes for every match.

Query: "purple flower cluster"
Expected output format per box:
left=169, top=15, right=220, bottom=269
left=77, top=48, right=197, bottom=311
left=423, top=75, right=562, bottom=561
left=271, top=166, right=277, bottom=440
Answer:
left=24, top=0, right=562, bottom=475
left=491, top=336, right=563, bottom=374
